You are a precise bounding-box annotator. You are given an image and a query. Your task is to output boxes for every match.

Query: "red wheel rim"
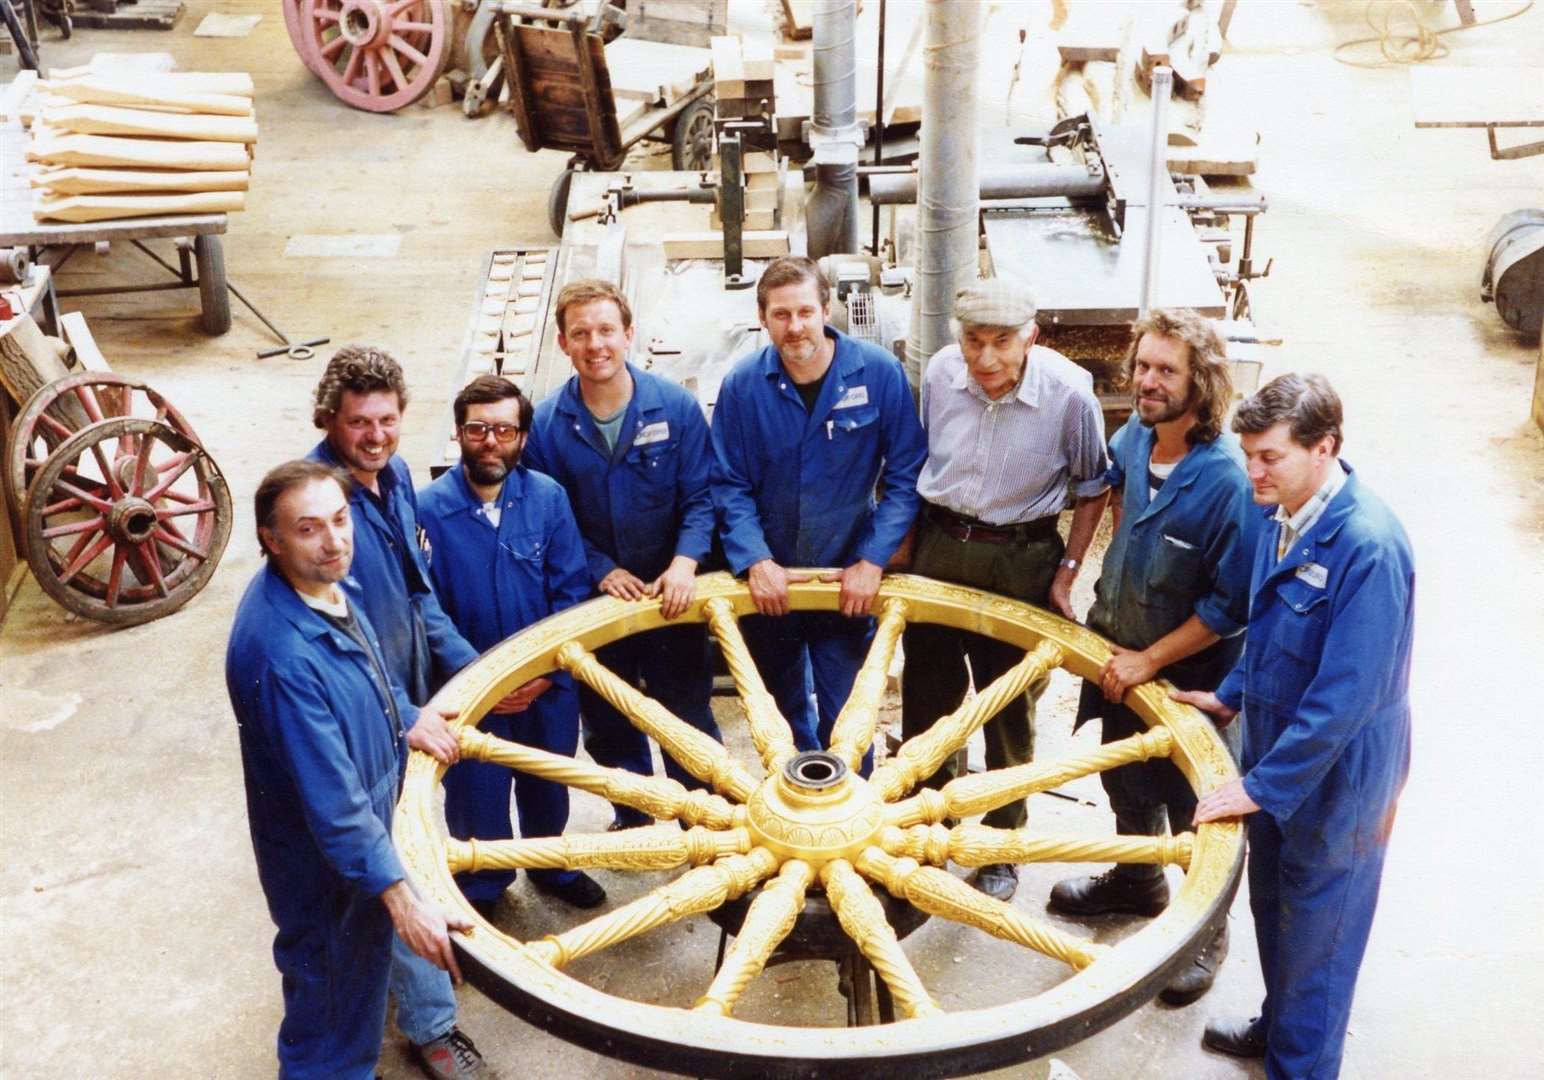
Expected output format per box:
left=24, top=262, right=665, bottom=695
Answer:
left=301, top=0, right=451, bottom=113
left=283, top=0, right=328, bottom=78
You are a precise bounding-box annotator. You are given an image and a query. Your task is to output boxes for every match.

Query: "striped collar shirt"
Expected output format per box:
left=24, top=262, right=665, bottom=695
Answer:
left=1274, top=460, right=1347, bottom=560
left=916, top=343, right=1110, bottom=525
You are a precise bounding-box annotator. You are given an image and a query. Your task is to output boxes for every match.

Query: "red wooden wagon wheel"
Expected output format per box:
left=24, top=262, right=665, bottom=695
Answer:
left=300, top=0, right=452, bottom=113
left=4, top=372, right=203, bottom=537
left=21, top=417, right=232, bottom=626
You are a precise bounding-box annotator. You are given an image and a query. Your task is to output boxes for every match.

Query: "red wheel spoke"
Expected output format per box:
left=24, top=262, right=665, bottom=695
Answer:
left=57, top=522, right=102, bottom=568
left=394, top=20, right=431, bottom=33
left=143, top=452, right=198, bottom=501
left=105, top=546, right=128, bottom=608
left=75, top=384, right=106, bottom=424
left=53, top=480, right=115, bottom=512
left=389, top=33, right=428, bottom=68
left=157, top=499, right=218, bottom=518
left=365, top=49, right=382, bottom=97
left=382, top=44, right=410, bottom=90
left=131, top=425, right=157, bottom=493
left=41, top=516, right=106, bottom=540
left=88, top=442, right=126, bottom=500
left=321, top=33, right=347, bottom=60
left=41, top=495, right=86, bottom=515
left=386, top=0, right=421, bottom=16
left=152, top=527, right=209, bottom=561
left=342, top=44, right=363, bottom=83
left=314, top=8, right=339, bottom=23
left=136, top=541, right=170, bottom=596
left=58, top=531, right=114, bottom=585
left=38, top=412, right=74, bottom=440
left=159, top=517, right=189, bottom=543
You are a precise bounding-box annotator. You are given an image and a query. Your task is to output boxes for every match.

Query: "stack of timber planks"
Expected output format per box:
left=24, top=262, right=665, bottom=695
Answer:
left=23, top=70, right=256, bottom=224
left=710, top=35, right=775, bottom=123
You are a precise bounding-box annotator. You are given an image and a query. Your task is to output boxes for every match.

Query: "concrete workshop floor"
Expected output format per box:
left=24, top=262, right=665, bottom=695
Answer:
left=3, top=2, right=1542, bottom=1078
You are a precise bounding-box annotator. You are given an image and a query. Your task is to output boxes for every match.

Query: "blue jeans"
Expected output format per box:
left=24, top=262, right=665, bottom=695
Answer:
left=741, top=611, right=875, bottom=774
left=388, top=933, right=456, bottom=1047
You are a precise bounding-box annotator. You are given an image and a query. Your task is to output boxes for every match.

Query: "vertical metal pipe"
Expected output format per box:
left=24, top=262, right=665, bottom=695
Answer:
left=810, top=0, right=861, bottom=259
left=871, top=0, right=887, bottom=255
left=905, top=0, right=980, bottom=386
left=1138, top=67, right=1173, bottom=318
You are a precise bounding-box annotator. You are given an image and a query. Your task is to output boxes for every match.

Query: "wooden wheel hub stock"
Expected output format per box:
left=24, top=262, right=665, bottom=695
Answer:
left=395, top=573, right=1245, bottom=1078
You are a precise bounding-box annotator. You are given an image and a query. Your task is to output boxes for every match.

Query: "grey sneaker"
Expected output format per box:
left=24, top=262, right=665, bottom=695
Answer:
left=413, top=1027, right=486, bottom=1079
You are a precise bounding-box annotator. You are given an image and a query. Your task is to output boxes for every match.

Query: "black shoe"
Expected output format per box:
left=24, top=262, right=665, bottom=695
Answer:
left=1159, top=922, right=1228, bottom=1005
left=970, top=863, right=1019, bottom=902
left=1047, top=868, right=1169, bottom=917
left=1202, top=1015, right=1267, bottom=1058
left=412, top=1027, right=486, bottom=1078
left=531, top=870, right=607, bottom=909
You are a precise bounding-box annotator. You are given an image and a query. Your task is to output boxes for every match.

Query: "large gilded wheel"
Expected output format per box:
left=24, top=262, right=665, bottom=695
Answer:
left=396, top=573, right=1244, bottom=1078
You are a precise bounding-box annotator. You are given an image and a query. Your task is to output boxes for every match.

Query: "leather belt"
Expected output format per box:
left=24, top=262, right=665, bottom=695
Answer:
left=925, top=504, right=1059, bottom=546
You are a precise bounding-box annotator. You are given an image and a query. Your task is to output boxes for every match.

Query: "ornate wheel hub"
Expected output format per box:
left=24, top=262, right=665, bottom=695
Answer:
left=396, top=574, right=1245, bottom=1077
left=336, top=0, right=382, bottom=47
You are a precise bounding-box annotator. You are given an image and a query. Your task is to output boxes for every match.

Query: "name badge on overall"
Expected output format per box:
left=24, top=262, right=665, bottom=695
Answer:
left=833, top=385, right=869, bottom=409
left=634, top=420, right=670, bottom=446
left=1295, top=562, right=1329, bottom=589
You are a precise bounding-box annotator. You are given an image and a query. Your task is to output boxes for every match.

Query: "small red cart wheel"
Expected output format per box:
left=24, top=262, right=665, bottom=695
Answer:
left=301, top=0, right=452, bottom=113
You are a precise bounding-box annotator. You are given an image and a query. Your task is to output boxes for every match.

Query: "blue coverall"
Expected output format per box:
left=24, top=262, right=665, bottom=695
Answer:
left=525, top=363, right=722, bottom=807
left=227, top=565, right=417, bottom=1080
left=1216, top=464, right=1414, bottom=1080
left=418, top=464, right=592, bottom=900
left=1077, top=419, right=1254, bottom=849
left=710, top=327, right=927, bottom=759
left=306, top=441, right=478, bottom=704
left=305, top=441, right=470, bottom=1040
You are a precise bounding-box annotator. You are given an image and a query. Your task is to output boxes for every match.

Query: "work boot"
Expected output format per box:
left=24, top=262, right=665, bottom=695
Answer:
left=1202, top=1015, right=1267, bottom=1058
left=1047, top=868, right=1169, bottom=917
left=531, top=870, right=607, bottom=909
left=970, top=863, right=1019, bottom=902
left=1159, top=922, right=1229, bottom=1005
left=413, top=1027, right=487, bottom=1079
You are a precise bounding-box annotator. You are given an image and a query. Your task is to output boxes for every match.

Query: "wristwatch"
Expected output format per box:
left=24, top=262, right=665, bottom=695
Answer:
left=1059, top=558, right=1079, bottom=571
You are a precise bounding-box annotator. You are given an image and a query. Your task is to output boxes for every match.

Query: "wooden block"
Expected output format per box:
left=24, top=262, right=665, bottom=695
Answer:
left=714, top=76, right=775, bottom=102
left=1167, top=138, right=1257, bottom=176
left=746, top=184, right=779, bottom=211
left=774, top=44, right=807, bottom=60
left=663, top=230, right=790, bottom=259
left=1057, top=41, right=1120, bottom=64
left=715, top=97, right=771, bottom=120
left=710, top=208, right=776, bottom=230
left=27, top=132, right=252, bottom=170
left=710, top=36, right=743, bottom=83
left=741, top=38, right=774, bottom=81
left=742, top=150, right=777, bottom=173
left=746, top=170, right=781, bottom=190
left=42, top=76, right=251, bottom=115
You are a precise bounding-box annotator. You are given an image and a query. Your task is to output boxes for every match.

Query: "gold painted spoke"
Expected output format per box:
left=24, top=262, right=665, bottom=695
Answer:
left=870, top=640, right=1064, bottom=802
left=695, top=860, right=814, bottom=1016
left=459, top=727, right=741, bottom=829
left=702, top=597, right=798, bottom=772
left=558, top=641, right=758, bottom=802
left=827, top=598, right=907, bottom=770
left=525, top=849, right=779, bottom=969
left=885, top=727, right=1174, bottom=827
left=448, top=826, right=751, bottom=875
left=856, top=848, right=1108, bottom=972
left=823, top=859, right=942, bottom=1018
left=882, top=823, right=1194, bottom=871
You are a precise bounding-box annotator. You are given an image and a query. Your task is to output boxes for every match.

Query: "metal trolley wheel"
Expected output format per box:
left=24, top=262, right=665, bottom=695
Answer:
left=396, top=573, right=1245, bottom=1078
left=20, top=416, right=231, bottom=626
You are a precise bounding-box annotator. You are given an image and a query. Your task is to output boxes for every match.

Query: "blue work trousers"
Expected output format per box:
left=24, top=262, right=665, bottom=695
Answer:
left=579, top=624, right=723, bottom=827
left=1248, top=798, right=1392, bottom=1080
left=443, top=689, right=581, bottom=900
left=741, top=611, right=875, bottom=774
left=387, top=935, right=456, bottom=1047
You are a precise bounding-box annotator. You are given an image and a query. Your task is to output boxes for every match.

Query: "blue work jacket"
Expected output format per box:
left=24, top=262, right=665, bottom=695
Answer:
left=226, top=564, right=416, bottom=933
left=1217, top=464, right=1414, bottom=823
left=710, top=327, right=927, bottom=573
left=524, top=364, right=715, bottom=584
left=1085, top=419, right=1256, bottom=691
left=417, top=464, right=592, bottom=653
left=306, top=442, right=478, bottom=704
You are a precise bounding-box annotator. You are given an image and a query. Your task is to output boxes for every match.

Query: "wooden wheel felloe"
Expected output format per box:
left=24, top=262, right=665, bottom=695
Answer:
left=396, top=574, right=1246, bottom=1078
left=283, top=0, right=328, bottom=78
left=300, top=0, right=452, bottom=113
left=21, top=416, right=232, bottom=626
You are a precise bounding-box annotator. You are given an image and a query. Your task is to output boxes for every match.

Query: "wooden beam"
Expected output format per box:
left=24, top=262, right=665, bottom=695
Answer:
left=662, top=230, right=790, bottom=259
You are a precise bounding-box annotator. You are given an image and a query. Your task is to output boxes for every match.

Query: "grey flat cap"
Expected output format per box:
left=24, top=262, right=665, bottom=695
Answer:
left=954, top=277, right=1038, bottom=328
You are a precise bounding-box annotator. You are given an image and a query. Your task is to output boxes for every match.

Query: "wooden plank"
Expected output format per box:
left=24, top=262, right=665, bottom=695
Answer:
left=1167, top=138, right=1258, bottom=176
left=1411, top=67, right=1544, bottom=128
left=35, top=191, right=245, bottom=223
left=715, top=77, right=774, bottom=102
left=41, top=103, right=258, bottom=143
left=28, top=132, right=251, bottom=170
left=604, top=38, right=711, bottom=106
left=32, top=167, right=250, bottom=194
left=662, top=229, right=790, bottom=259
left=710, top=36, right=743, bottom=84
left=43, top=78, right=252, bottom=115
left=0, top=71, right=39, bottom=122
left=1057, top=41, right=1121, bottom=64
left=59, top=311, right=112, bottom=373
left=741, top=39, right=774, bottom=81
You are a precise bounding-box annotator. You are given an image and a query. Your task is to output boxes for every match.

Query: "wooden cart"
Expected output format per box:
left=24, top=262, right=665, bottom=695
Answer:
left=491, top=3, right=717, bottom=234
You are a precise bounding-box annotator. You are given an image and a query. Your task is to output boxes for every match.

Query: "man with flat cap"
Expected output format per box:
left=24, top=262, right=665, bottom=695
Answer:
left=900, top=278, right=1110, bottom=901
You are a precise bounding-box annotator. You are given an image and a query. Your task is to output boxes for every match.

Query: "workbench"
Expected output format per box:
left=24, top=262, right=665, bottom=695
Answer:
left=0, top=120, right=233, bottom=333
